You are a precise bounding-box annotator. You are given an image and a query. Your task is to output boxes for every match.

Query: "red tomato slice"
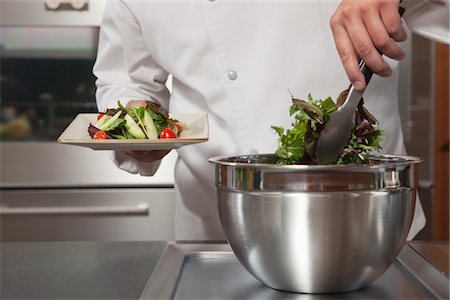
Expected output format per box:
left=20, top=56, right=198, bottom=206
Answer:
left=97, top=113, right=105, bottom=121
left=160, top=127, right=177, bottom=139
left=93, top=130, right=108, bottom=139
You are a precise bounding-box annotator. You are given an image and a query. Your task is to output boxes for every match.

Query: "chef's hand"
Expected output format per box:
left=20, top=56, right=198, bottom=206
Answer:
left=125, top=150, right=171, bottom=162
left=331, top=0, right=407, bottom=91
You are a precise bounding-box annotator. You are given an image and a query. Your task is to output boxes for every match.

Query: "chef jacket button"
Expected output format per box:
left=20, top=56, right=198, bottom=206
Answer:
left=227, top=70, right=238, bottom=81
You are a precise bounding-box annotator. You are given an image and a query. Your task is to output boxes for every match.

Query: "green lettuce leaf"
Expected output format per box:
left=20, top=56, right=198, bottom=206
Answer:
left=273, top=93, right=383, bottom=165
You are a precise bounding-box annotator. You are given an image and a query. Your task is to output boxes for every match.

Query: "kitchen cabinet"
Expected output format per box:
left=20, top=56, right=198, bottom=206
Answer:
left=434, top=43, right=449, bottom=240
left=403, top=36, right=449, bottom=241
left=0, top=188, right=175, bottom=241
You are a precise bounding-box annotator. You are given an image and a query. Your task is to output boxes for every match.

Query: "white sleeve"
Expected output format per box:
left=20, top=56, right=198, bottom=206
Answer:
left=402, top=0, right=450, bottom=44
left=93, top=1, right=170, bottom=176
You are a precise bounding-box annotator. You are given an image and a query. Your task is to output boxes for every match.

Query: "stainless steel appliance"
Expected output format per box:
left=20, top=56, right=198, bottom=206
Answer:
left=0, top=0, right=177, bottom=241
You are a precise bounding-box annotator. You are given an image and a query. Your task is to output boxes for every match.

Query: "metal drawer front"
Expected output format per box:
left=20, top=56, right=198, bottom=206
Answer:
left=0, top=188, right=174, bottom=241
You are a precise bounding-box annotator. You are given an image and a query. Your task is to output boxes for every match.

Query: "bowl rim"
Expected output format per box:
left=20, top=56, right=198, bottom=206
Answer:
left=208, top=153, right=423, bottom=171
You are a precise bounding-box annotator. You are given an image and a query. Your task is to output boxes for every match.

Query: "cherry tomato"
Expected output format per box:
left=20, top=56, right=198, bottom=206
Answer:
left=97, top=113, right=105, bottom=121
left=160, top=127, right=177, bottom=139
left=93, top=130, right=108, bottom=139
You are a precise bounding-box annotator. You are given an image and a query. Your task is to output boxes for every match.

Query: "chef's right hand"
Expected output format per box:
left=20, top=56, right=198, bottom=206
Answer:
left=125, top=150, right=171, bottom=162
left=330, top=0, right=407, bottom=91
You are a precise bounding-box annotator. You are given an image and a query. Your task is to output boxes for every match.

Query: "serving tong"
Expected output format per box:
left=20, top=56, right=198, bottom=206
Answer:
left=314, top=6, right=405, bottom=165
left=314, top=61, right=373, bottom=164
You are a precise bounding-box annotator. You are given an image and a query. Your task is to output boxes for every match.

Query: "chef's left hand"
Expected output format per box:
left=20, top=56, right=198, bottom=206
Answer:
left=125, top=150, right=171, bottom=162
left=331, top=0, right=407, bottom=91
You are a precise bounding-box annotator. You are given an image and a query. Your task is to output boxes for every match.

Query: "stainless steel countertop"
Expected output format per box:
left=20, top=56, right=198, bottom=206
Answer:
left=0, top=241, right=168, bottom=299
left=143, top=241, right=449, bottom=300
left=1, top=241, right=448, bottom=299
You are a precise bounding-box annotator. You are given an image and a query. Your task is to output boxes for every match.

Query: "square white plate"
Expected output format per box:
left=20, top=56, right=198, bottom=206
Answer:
left=57, top=113, right=209, bottom=150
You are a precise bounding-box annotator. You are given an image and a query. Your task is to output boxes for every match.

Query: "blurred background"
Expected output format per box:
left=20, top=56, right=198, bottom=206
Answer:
left=0, top=1, right=448, bottom=242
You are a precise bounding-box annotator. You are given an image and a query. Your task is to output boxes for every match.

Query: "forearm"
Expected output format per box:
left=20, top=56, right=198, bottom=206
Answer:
left=94, top=0, right=170, bottom=112
left=94, top=1, right=172, bottom=175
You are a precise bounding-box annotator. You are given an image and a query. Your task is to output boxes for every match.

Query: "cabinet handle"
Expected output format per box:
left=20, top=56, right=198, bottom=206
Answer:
left=0, top=204, right=149, bottom=216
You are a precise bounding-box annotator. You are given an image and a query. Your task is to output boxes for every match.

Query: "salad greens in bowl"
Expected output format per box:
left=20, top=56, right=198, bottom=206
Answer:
left=272, top=90, right=383, bottom=165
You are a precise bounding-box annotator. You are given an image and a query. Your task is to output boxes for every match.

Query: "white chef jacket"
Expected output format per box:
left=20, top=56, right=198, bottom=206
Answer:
left=403, top=0, right=450, bottom=44
left=93, top=0, right=447, bottom=241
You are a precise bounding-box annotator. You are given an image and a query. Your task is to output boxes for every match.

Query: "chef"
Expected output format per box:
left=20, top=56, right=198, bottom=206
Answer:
left=93, top=0, right=448, bottom=240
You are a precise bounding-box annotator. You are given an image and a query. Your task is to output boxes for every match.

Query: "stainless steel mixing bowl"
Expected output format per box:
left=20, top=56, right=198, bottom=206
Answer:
left=209, top=154, right=422, bottom=293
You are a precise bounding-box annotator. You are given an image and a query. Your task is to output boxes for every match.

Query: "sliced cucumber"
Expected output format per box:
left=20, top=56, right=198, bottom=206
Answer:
left=124, top=114, right=146, bottom=139
left=143, top=110, right=158, bottom=140
left=97, top=111, right=122, bottom=131
left=94, top=114, right=108, bottom=129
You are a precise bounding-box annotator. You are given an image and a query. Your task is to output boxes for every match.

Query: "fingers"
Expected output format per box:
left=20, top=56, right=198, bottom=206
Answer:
left=364, top=3, right=406, bottom=60
left=125, top=100, right=147, bottom=109
left=347, top=8, right=393, bottom=78
left=331, top=0, right=406, bottom=90
left=331, top=18, right=367, bottom=90
left=125, top=150, right=171, bottom=162
left=380, top=4, right=407, bottom=43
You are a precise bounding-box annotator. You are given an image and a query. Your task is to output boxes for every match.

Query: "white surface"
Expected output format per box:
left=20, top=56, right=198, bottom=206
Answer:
left=58, top=113, right=209, bottom=151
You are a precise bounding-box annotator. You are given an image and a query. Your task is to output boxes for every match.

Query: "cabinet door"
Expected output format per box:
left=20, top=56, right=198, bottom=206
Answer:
left=0, top=188, right=175, bottom=241
left=434, top=43, right=449, bottom=241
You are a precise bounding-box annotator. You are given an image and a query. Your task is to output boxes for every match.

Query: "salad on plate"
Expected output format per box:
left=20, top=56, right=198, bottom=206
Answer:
left=88, top=101, right=186, bottom=140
